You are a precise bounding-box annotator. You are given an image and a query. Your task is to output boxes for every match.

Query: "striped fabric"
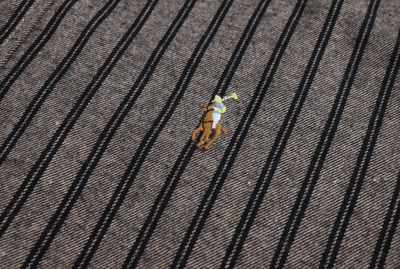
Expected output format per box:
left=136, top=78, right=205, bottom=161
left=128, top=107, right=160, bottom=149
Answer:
left=0, top=0, right=399, bottom=268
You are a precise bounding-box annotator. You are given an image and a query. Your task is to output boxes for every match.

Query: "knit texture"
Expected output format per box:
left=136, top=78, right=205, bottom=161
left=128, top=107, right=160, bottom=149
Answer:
left=0, top=0, right=399, bottom=268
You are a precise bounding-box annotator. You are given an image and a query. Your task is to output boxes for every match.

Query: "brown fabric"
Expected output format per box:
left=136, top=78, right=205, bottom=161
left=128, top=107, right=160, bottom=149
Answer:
left=0, top=0, right=400, bottom=268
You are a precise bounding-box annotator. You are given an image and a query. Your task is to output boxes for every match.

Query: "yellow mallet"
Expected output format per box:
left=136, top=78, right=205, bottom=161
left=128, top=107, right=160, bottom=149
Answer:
left=221, top=92, right=238, bottom=102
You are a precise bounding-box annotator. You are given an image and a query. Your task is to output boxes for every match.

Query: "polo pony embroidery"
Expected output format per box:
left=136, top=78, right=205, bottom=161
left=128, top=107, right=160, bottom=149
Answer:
left=192, top=93, right=238, bottom=151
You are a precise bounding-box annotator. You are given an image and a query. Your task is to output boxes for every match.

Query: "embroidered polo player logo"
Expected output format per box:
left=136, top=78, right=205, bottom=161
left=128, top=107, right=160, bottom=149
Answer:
left=192, top=93, right=238, bottom=151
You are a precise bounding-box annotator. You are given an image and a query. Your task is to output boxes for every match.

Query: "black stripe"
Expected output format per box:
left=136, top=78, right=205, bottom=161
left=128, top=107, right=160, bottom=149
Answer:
left=167, top=0, right=280, bottom=268
left=16, top=2, right=124, bottom=267
left=0, top=0, right=121, bottom=232
left=319, top=5, right=400, bottom=269
left=377, top=184, right=400, bottom=268
left=370, top=166, right=400, bottom=268
left=0, top=0, right=80, bottom=228
left=0, top=0, right=158, bottom=241
left=24, top=0, right=200, bottom=267
left=177, top=0, right=306, bottom=265
left=0, top=0, right=121, bottom=167
left=218, top=0, right=345, bottom=268
left=2, top=0, right=126, bottom=171
left=27, top=0, right=198, bottom=265
left=124, top=139, right=196, bottom=269
left=270, top=0, right=381, bottom=267
left=174, top=0, right=307, bottom=266
left=0, top=0, right=35, bottom=45
left=215, top=1, right=307, bottom=267
left=0, top=0, right=78, bottom=104
left=63, top=0, right=237, bottom=266
left=368, top=34, right=400, bottom=269
left=122, top=0, right=272, bottom=265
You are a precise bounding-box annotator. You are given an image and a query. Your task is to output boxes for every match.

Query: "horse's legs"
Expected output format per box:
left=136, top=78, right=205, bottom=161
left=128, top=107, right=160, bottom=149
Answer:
left=198, top=128, right=212, bottom=146
left=203, top=126, right=221, bottom=151
left=191, top=126, right=203, bottom=141
left=221, top=126, right=227, bottom=134
left=209, top=128, right=216, bottom=139
left=193, top=108, right=214, bottom=149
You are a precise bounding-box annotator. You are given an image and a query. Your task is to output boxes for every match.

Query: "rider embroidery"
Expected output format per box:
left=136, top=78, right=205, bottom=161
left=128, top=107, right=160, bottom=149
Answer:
left=192, top=93, right=238, bottom=151
left=212, top=97, right=225, bottom=129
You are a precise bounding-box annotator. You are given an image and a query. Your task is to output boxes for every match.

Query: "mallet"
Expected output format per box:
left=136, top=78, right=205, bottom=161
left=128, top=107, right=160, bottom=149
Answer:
left=222, top=92, right=238, bottom=102
left=212, top=93, right=238, bottom=102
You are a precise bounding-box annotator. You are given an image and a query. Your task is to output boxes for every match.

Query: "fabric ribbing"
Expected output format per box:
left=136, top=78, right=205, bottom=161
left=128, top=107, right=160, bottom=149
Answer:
left=67, top=0, right=239, bottom=266
left=0, top=0, right=36, bottom=46
left=270, top=0, right=380, bottom=267
left=219, top=0, right=344, bottom=267
left=29, top=0, right=202, bottom=267
left=0, top=0, right=159, bottom=238
left=0, top=0, right=78, bottom=104
left=370, top=164, right=400, bottom=268
left=125, top=0, right=276, bottom=267
left=319, top=7, right=400, bottom=267
left=1, top=0, right=400, bottom=268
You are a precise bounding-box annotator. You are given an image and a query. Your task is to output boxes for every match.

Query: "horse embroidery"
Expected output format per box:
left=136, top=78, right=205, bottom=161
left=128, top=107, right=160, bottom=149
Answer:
left=192, top=93, right=238, bottom=151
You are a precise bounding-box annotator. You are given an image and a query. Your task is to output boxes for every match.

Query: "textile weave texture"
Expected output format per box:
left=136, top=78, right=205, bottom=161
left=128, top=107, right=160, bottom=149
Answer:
left=0, top=0, right=400, bottom=268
